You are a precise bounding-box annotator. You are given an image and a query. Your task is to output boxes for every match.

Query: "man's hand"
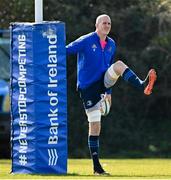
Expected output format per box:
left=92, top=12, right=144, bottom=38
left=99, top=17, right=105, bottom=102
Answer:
left=105, top=94, right=112, bottom=106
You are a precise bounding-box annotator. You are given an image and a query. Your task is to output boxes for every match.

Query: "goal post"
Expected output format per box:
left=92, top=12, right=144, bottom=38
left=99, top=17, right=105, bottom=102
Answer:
left=10, top=0, right=67, bottom=174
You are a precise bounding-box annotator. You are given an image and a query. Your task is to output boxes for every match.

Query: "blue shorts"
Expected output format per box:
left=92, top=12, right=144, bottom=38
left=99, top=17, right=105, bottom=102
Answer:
left=78, top=77, right=110, bottom=109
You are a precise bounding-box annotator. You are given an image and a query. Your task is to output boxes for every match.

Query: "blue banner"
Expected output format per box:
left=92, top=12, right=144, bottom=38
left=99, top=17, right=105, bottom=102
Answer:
left=11, top=22, right=67, bottom=174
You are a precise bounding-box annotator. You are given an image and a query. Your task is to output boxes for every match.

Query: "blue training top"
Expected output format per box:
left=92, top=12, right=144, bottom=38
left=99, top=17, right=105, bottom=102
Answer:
left=66, top=32, right=116, bottom=90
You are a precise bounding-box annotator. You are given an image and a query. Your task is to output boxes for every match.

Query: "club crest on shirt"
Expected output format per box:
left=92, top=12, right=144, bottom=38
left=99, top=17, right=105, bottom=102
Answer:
left=86, top=100, right=93, bottom=107
left=92, top=44, right=97, bottom=52
left=108, top=46, right=112, bottom=52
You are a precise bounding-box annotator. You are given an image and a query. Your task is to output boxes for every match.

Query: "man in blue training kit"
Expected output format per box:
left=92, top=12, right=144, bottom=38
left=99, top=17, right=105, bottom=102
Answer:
left=66, top=14, right=157, bottom=175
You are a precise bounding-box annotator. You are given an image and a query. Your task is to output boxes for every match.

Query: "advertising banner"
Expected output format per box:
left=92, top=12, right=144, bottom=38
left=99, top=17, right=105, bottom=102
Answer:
left=11, top=22, right=67, bottom=174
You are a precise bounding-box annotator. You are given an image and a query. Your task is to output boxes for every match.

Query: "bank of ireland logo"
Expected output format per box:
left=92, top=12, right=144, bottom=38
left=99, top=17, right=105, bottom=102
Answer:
left=48, top=148, right=58, bottom=166
left=42, top=28, right=56, bottom=38
left=92, top=44, right=97, bottom=52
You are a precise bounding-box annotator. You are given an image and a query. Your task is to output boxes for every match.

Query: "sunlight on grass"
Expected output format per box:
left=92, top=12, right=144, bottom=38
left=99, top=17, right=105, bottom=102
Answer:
left=1, top=159, right=171, bottom=179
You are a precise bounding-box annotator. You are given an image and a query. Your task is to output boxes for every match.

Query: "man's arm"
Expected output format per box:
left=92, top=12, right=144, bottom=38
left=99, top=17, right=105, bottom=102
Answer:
left=66, top=36, right=85, bottom=54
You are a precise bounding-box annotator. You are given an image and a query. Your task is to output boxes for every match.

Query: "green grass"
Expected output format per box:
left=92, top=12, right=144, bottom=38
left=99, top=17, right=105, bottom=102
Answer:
left=1, top=159, right=171, bottom=179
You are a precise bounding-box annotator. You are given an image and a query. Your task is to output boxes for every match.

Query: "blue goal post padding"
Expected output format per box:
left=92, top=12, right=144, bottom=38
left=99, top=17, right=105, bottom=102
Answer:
left=10, top=22, right=67, bottom=174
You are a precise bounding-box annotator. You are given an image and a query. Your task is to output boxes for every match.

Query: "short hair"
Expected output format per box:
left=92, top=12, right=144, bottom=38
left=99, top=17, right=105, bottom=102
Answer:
left=95, top=14, right=111, bottom=25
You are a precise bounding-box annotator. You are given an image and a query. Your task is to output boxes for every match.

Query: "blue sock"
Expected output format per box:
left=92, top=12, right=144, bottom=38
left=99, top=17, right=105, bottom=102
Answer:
left=122, top=68, right=144, bottom=90
left=88, top=135, right=101, bottom=170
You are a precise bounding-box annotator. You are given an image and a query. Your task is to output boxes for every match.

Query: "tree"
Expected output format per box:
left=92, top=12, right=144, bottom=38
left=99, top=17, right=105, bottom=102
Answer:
left=1, top=0, right=171, bottom=157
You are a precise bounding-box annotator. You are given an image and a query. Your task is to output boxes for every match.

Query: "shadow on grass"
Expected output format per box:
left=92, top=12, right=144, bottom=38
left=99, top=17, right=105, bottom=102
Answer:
left=24, top=173, right=171, bottom=178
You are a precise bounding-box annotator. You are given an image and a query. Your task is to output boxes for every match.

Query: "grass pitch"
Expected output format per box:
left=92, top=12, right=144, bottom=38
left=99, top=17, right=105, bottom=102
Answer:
left=1, top=159, right=171, bottom=179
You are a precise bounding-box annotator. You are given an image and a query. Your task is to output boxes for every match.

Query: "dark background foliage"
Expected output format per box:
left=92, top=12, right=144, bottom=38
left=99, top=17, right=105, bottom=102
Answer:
left=0, top=0, right=171, bottom=158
